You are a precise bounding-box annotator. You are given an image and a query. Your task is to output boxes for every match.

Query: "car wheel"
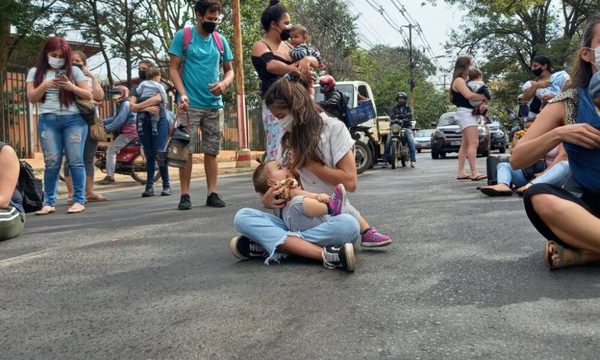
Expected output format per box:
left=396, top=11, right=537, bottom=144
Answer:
left=440, top=152, right=447, bottom=159
left=499, top=145, right=506, bottom=154
left=431, top=151, right=439, bottom=160
left=354, top=141, right=372, bottom=174
left=417, top=149, right=422, bottom=153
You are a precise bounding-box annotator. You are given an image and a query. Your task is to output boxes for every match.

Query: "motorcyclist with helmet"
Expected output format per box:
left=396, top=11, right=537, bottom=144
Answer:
left=384, top=92, right=416, bottom=167
left=317, top=75, right=348, bottom=124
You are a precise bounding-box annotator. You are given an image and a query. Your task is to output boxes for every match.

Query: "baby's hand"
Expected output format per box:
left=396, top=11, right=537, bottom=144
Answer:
left=315, top=193, right=330, bottom=203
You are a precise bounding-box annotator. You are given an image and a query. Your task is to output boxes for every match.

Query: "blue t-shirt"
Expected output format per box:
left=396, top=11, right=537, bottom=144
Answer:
left=564, top=88, right=600, bottom=194
left=168, top=28, right=233, bottom=110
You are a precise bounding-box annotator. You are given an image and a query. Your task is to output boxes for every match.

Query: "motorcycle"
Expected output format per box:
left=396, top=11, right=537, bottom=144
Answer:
left=388, top=116, right=410, bottom=169
left=95, top=138, right=160, bottom=184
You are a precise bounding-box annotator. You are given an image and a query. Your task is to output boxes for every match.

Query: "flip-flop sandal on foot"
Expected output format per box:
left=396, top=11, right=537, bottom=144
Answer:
left=480, top=187, right=513, bottom=197
left=67, top=203, right=86, bottom=214
left=456, top=175, right=471, bottom=180
left=545, top=240, right=583, bottom=269
left=86, top=194, right=107, bottom=202
left=35, top=205, right=56, bottom=215
left=471, top=174, right=487, bottom=181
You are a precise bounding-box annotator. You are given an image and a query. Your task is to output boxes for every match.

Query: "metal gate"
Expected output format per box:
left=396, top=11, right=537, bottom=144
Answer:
left=0, top=66, right=32, bottom=157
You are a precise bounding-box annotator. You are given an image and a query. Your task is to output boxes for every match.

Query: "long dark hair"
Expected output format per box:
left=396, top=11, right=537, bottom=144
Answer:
left=570, top=14, right=600, bottom=89
left=448, top=55, right=472, bottom=103
left=532, top=55, right=552, bottom=73
left=260, top=0, right=288, bottom=33
left=264, top=73, right=324, bottom=170
left=33, top=37, right=75, bottom=108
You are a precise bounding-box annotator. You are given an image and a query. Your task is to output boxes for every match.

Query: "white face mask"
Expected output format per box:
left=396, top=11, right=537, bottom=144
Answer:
left=48, top=55, right=65, bottom=69
left=278, top=114, right=294, bottom=132
left=591, top=46, right=600, bottom=70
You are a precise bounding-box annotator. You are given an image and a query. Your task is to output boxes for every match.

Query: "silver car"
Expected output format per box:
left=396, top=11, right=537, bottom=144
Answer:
left=414, top=129, right=435, bottom=153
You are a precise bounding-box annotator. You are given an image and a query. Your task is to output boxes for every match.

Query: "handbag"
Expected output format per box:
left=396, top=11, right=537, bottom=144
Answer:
left=166, top=110, right=191, bottom=168
left=75, top=98, right=97, bottom=126
left=88, top=115, right=106, bottom=142
left=522, top=159, right=547, bottom=181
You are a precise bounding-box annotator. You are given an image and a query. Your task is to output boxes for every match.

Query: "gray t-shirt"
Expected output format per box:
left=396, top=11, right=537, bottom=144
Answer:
left=136, top=80, right=167, bottom=103
left=26, top=67, right=87, bottom=115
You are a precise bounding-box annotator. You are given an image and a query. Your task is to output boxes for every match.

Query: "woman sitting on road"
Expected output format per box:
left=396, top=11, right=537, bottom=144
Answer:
left=231, top=73, right=391, bottom=272
left=0, top=142, right=25, bottom=241
left=511, top=15, right=600, bottom=269
left=450, top=56, right=489, bottom=181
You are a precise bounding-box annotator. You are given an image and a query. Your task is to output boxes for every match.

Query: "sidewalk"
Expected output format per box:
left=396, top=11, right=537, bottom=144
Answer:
left=24, top=150, right=263, bottom=195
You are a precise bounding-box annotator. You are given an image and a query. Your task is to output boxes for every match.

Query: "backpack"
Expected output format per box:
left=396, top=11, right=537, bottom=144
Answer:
left=16, top=161, right=44, bottom=213
left=337, top=90, right=350, bottom=124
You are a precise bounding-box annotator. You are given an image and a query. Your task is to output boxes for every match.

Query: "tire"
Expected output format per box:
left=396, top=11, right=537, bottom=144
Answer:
left=499, top=145, right=506, bottom=154
left=391, top=140, right=398, bottom=169
left=480, top=149, right=489, bottom=157
left=432, top=151, right=439, bottom=160
left=354, top=141, right=372, bottom=174
left=417, top=149, right=422, bottom=153
left=130, top=154, right=161, bottom=184
left=440, top=152, right=447, bottom=159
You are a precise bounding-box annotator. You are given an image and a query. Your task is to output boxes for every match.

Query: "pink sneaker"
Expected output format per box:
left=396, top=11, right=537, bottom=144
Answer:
left=328, top=184, right=347, bottom=216
left=361, top=227, right=392, bottom=247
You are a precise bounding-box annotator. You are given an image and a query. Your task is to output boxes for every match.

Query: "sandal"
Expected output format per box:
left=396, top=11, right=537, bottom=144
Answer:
left=67, top=197, right=73, bottom=205
left=67, top=203, right=86, bottom=214
left=516, top=183, right=533, bottom=197
left=470, top=174, right=487, bottom=181
left=86, top=193, right=108, bottom=202
left=35, top=205, right=56, bottom=216
left=456, top=175, right=471, bottom=180
left=544, top=240, right=583, bottom=269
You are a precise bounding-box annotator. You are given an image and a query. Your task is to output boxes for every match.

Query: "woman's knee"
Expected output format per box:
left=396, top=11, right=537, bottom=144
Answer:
left=233, top=208, right=262, bottom=231
left=335, top=214, right=360, bottom=237
left=530, top=194, right=567, bottom=218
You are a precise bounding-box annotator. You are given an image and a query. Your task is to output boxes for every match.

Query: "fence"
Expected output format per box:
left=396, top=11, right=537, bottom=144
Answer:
left=0, top=71, right=266, bottom=158
left=0, top=67, right=32, bottom=157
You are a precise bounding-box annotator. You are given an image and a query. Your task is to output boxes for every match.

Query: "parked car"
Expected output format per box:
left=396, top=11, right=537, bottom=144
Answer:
left=430, top=112, right=490, bottom=159
left=414, top=129, right=435, bottom=153
left=488, top=120, right=507, bottom=153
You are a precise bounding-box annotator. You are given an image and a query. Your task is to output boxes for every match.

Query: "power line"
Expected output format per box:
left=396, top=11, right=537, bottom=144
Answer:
left=347, top=1, right=388, bottom=46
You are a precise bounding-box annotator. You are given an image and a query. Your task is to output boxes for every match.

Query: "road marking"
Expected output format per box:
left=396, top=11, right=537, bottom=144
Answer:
left=0, top=248, right=57, bottom=268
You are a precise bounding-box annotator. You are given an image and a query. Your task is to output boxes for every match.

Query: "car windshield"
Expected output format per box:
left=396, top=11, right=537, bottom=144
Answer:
left=438, top=114, right=458, bottom=126
left=416, top=130, right=434, bottom=137
left=313, top=84, right=355, bottom=108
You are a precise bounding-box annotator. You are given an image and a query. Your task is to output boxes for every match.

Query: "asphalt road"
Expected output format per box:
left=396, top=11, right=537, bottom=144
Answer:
left=2, top=152, right=600, bottom=360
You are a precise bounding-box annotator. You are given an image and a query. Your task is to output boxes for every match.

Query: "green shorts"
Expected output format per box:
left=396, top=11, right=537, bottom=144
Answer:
left=0, top=206, right=25, bottom=241
left=178, top=108, right=223, bottom=156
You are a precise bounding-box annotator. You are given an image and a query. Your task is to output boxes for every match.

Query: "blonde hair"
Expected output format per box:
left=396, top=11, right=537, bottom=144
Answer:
left=468, top=67, right=483, bottom=81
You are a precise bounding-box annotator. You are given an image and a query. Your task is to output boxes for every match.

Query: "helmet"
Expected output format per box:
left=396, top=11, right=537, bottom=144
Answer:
left=396, top=92, right=408, bottom=100
left=319, top=75, right=336, bottom=93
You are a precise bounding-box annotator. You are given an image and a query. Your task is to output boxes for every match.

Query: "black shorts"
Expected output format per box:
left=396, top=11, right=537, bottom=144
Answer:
left=523, top=183, right=600, bottom=249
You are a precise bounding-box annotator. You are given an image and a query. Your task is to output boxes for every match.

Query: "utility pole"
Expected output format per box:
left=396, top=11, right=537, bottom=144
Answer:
left=232, top=0, right=251, bottom=167
left=407, top=23, right=415, bottom=108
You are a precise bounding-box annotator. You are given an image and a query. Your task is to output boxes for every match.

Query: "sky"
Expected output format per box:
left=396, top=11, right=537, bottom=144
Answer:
left=347, top=0, right=467, bottom=85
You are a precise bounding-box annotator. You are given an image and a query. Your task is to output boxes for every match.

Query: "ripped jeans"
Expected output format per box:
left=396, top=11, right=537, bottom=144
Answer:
left=38, top=113, right=88, bottom=206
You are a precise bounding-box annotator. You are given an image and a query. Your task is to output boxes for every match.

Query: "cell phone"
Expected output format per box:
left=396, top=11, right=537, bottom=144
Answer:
left=55, top=69, right=66, bottom=76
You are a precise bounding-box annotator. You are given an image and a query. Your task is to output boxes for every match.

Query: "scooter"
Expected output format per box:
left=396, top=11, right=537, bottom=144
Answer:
left=388, top=118, right=410, bottom=169
left=94, top=138, right=160, bottom=184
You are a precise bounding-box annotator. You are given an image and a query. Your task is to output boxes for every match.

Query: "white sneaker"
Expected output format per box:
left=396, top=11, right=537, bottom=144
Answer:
left=410, top=161, right=416, bottom=168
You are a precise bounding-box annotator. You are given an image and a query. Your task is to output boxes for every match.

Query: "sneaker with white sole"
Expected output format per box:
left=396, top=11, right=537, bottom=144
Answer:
left=322, top=243, right=355, bottom=272
left=360, top=227, right=392, bottom=247
left=230, top=235, right=268, bottom=260
left=328, top=184, right=347, bottom=216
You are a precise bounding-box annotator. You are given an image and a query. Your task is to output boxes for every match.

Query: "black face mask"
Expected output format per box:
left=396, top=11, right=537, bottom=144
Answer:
left=279, top=26, right=291, bottom=41
left=202, top=21, right=217, bottom=34
left=532, top=67, right=544, bottom=77
left=138, top=69, right=147, bottom=80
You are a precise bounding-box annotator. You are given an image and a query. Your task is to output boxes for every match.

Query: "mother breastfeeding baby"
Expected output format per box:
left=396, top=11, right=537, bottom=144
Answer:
left=231, top=73, right=392, bottom=272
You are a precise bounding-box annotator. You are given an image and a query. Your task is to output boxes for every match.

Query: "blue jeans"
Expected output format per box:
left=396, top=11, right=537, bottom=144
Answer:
left=63, top=133, right=98, bottom=177
left=38, top=113, right=88, bottom=206
left=385, top=129, right=416, bottom=162
left=531, top=160, right=569, bottom=186
left=234, top=208, right=360, bottom=264
left=138, top=112, right=169, bottom=188
left=497, top=162, right=528, bottom=187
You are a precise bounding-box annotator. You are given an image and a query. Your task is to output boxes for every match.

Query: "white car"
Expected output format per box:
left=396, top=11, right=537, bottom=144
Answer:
left=414, top=129, right=435, bottom=153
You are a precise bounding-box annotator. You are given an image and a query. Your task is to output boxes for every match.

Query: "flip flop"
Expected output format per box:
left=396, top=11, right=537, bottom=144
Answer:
left=545, top=240, right=583, bottom=269
left=470, top=174, right=487, bottom=181
left=86, top=193, right=108, bottom=202
left=67, top=203, right=86, bottom=214
left=480, top=187, right=513, bottom=197
left=35, top=205, right=56, bottom=216
left=456, top=175, right=471, bottom=180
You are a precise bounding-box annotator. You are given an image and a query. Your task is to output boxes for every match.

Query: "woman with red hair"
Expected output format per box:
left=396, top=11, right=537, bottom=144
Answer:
left=26, top=37, right=92, bottom=215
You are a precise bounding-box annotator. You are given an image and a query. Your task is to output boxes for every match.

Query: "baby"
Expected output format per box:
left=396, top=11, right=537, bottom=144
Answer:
left=590, top=70, right=600, bottom=112
left=253, top=161, right=347, bottom=232
left=289, top=25, right=325, bottom=94
left=466, top=67, right=491, bottom=115
left=135, top=66, right=167, bottom=136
